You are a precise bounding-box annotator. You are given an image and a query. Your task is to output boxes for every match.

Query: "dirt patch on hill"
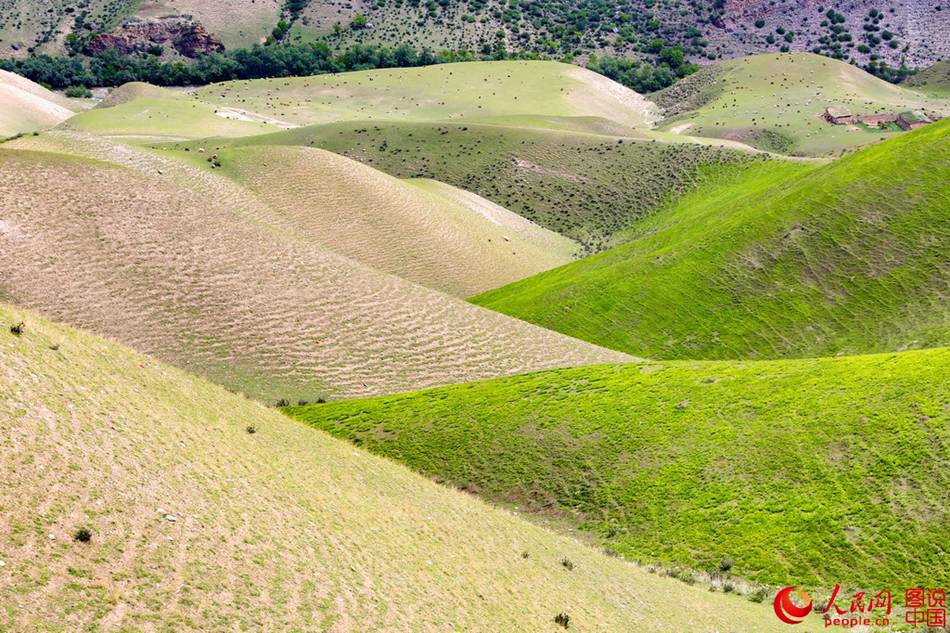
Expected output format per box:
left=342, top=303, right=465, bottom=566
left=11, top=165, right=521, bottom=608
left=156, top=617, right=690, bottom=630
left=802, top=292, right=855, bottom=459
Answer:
left=513, top=157, right=589, bottom=183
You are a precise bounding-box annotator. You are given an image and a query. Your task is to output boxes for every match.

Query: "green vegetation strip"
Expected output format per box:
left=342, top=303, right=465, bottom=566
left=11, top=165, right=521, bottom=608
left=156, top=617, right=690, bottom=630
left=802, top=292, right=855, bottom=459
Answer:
left=285, top=347, right=950, bottom=590
left=473, top=120, right=950, bottom=358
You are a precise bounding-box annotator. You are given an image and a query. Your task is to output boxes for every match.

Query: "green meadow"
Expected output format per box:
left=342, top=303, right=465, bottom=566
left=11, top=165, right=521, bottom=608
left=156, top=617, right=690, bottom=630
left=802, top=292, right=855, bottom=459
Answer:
left=286, top=347, right=950, bottom=590
left=473, top=120, right=950, bottom=359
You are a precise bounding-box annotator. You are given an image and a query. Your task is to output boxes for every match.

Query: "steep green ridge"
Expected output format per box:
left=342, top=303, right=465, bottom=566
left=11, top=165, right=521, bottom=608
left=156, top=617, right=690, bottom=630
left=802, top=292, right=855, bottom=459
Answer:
left=166, top=121, right=753, bottom=251
left=1, top=303, right=793, bottom=631
left=473, top=120, right=950, bottom=360
left=654, top=53, right=949, bottom=156
left=285, top=348, right=950, bottom=590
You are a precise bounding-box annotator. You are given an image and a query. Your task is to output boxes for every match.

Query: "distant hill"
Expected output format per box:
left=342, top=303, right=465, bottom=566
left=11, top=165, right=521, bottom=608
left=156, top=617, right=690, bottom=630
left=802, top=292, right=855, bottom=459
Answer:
left=652, top=52, right=949, bottom=155
left=0, top=302, right=793, bottom=631
left=191, top=61, right=659, bottom=129
left=91, top=64, right=759, bottom=254
left=905, top=60, right=950, bottom=98
left=67, top=61, right=658, bottom=140
left=177, top=119, right=754, bottom=253
left=286, top=347, right=950, bottom=590
left=0, top=69, right=76, bottom=136
left=473, top=120, right=950, bottom=360
left=0, top=132, right=629, bottom=403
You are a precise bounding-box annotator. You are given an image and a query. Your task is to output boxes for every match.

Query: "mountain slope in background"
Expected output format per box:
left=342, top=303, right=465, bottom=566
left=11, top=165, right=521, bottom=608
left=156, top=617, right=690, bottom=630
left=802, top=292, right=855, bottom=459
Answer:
left=3, top=0, right=946, bottom=71
left=473, top=120, right=950, bottom=360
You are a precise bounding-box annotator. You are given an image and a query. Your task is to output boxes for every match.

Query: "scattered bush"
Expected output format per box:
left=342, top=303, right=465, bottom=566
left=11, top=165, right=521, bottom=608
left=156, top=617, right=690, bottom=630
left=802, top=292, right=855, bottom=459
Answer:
left=275, top=399, right=290, bottom=407
left=246, top=425, right=257, bottom=434
left=9, top=322, right=24, bottom=336
left=73, top=527, right=92, bottom=543
left=64, top=85, right=92, bottom=98
left=749, top=587, right=769, bottom=603
left=554, top=612, right=571, bottom=628
left=723, top=582, right=735, bottom=593
left=560, top=558, right=574, bottom=571
left=719, top=558, right=733, bottom=573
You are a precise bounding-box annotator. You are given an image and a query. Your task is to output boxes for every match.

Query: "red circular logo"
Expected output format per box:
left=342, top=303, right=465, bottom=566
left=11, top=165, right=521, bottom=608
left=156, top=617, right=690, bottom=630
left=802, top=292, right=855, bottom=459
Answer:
left=774, top=586, right=813, bottom=625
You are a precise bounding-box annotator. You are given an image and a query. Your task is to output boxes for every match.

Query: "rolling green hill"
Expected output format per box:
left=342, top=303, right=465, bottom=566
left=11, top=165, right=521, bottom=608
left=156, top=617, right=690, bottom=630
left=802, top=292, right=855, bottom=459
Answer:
left=285, top=347, right=950, bottom=590
left=167, top=120, right=754, bottom=252
left=0, top=303, right=794, bottom=631
left=473, top=120, right=950, bottom=360
left=65, top=93, right=281, bottom=140
left=653, top=53, right=949, bottom=155
left=193, top=61, right=658, bottom=130
left=904, top=61, right=950, bottom=98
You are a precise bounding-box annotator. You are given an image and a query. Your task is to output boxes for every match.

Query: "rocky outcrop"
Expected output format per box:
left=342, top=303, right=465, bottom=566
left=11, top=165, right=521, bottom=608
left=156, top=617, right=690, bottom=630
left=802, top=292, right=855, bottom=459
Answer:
left=85, top=17, right=224, bottom=58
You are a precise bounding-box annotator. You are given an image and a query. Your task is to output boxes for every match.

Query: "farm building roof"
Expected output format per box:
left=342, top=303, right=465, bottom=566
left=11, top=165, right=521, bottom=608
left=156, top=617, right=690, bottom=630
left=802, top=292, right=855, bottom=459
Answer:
left=825, top=106, right=852, bottom=118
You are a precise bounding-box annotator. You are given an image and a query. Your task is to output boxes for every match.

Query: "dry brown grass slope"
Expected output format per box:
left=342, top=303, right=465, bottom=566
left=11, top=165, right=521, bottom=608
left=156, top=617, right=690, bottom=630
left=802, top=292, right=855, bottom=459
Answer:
left=0, top=132, right=629, bottom=404
left=0, top=69, right=77, bottom=137
left=216, top=144, right=577, bottom=296
left=0, top=303, right=792, bottom=632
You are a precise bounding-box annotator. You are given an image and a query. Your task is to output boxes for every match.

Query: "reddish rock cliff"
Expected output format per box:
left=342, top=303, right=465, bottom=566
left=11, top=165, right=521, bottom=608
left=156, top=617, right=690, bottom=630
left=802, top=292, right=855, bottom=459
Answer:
left=86, top=18, right=224, bottom=58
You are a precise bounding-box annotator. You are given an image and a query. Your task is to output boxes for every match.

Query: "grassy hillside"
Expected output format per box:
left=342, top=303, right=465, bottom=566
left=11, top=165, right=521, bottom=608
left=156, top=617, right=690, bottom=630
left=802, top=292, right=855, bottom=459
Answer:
left=171, top=121, right=754, bottom=251
left=209, top=143, right=577, bottom=296
left=0, top=303, right=794, bottom=631
left=905, top=60, right=950, bottom=98
left=65, top=93, right=281, bottom=140
left=654, top=53, right=949, bottom=155
left=95, top=81, right=184, bottom=108
left=0, top=132, right=629, bottom=403
left=473, top=120, right=950, bottom=360
left=0, top=69, right=77, bottom=137
left=193, top=61, right=658, bottom=130
left=285, top=348, right=950, bottom=590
